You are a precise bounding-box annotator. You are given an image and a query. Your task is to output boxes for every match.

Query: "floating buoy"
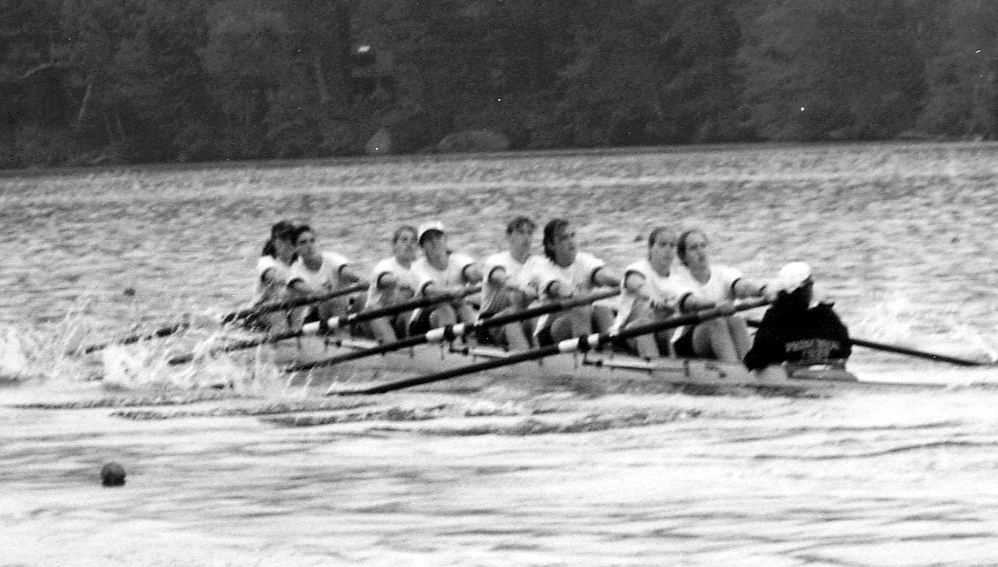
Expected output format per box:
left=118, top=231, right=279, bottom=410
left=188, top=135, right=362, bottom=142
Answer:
left=101, top=462, right=126, bottom=487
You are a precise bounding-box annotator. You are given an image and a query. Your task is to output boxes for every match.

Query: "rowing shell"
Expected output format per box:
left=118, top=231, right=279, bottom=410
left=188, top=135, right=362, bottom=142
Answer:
left=267, top=335, right=947, bottom=396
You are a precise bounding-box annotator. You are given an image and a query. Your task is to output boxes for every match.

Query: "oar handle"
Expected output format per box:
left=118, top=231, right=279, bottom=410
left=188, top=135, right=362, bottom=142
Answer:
left=337, top=298, right=769, bottom=395
left=287, top=288, right=620, bottom=373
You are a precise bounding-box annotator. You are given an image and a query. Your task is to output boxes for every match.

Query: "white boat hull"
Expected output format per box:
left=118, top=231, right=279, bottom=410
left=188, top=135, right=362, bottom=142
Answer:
left=266, top=335, right=937, bottom=396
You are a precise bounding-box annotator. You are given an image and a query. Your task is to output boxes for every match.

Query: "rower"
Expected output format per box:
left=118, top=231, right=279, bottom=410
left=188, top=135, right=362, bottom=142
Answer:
left=248, top=220, right=298, bottom=331
left=614, top=227, right=696, bottom=359
left=743, top=261, right=851, bottom=380
left=286, top=224, right=364, bottom=329
left=479, top=216, right=542, bottom=350
left=672, top=228, right=769, bottom=363
left=363, top=225, right=421, bottom=343
left=534, top=218, right=621, bottom=344
left=409, top=221, right=483, bottom=334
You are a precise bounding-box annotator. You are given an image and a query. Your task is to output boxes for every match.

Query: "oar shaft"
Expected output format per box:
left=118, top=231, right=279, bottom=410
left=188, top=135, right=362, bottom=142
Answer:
left=220, top=283, right=367, bottom=324
left=744, top=320, right=983, bottom=367
left=80, top=283, right=368, bottom=355
left=847, top=338, right=981, bottom=366
left=287, top=289, right=620, bottom=373
left=167, top=286, right=481, bottom=365
left=341, top=298, right=769, bottom=395
left=81, top=323, right=190, bottom=355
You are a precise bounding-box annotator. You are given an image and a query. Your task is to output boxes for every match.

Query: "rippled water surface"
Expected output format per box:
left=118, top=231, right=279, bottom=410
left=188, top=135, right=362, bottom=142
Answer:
left=5, top=143, right=998, bottom=566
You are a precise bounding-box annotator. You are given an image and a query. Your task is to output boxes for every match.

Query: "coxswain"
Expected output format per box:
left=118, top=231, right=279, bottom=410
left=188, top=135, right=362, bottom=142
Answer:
left=743, top=261, right=852, bottom=379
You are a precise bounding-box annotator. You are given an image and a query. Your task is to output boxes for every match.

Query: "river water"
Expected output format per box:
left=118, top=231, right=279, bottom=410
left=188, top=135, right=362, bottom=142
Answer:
left=4, top=143, right=998, bottom=566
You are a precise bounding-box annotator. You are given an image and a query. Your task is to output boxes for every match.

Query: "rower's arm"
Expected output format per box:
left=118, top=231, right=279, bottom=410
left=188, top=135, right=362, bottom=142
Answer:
left=462, top=263, right=484, bottom=285
left=679, top=292, right=717, bottom=312
left=338, top=265, right=365, bottom=285
left=287, top=278, right=311, bottom=294
left=622, top=272, right=646, bottom=296
left=592, top=267, right=621, bottom=288
left=376, top=272, right=398, bottom=290
left=545, top=280, right=572, bottom=299
left=260, top=267, right=282, bottom=287
left=732, top=278, right=767, bottom=299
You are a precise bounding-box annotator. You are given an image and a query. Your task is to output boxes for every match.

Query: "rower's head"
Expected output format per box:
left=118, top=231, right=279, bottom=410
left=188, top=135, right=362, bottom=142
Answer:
left=391, top=225, right=418, bottom=263
left=292, top=224, right=320, bottom=261
left=417, top=221, right=449, bottom=261
left=543, top=218, right=577, bottom=266
left=775, top=261, right=814, bottom=307
left=647, top=226, right=677, bottom=267
left=677, top=228, right=709, bottom=269
left=262, top=220, right=298, bottom=261
left=506, top=216, right=536, bottom=255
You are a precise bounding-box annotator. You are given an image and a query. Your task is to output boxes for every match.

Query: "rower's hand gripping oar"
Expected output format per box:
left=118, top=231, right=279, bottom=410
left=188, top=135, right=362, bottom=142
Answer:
left=285, top=288, right=621, bottom=373
left=166, top=286, right=481, bottom=365
left=334, top=297, right=771, bottom=395
left=78, top=282, right=368, bottom=355
left=745, top=320, right=986, bottom=367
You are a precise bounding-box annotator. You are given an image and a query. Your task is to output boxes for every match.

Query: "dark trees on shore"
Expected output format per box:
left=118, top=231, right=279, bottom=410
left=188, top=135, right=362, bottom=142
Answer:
left=0, top=0, right=995, bottom=167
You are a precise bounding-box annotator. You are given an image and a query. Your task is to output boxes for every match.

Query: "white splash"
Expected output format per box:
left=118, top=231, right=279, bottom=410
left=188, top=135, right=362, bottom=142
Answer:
left=0, top=325, right=30, bottom=380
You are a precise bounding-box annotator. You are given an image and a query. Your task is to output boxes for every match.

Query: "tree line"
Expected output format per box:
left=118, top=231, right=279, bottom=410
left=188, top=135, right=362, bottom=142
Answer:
left=1, top=0, right=995, bottom=168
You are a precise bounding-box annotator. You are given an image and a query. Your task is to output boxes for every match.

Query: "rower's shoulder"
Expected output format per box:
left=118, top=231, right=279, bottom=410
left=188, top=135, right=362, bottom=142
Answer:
left=321, top=250, right=350, bottom=264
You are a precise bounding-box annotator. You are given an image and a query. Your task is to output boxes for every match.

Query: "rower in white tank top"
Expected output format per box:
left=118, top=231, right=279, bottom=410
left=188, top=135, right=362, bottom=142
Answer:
left=286, top=225, right=364, bottom=328
left=408, top=221, right=483, bottom=331
left=364, top=225, right=421, bottom=343
left=251, top=220, right=298, bottom=307
left=366, top=256, right=420, bottom=309
left=480, top=251, right=542, bottom=315
left=477, top=216, right=541, bottom=350
left=674, top=228, right=768, bottom=363
left=288, top=250, right=353, bottom=293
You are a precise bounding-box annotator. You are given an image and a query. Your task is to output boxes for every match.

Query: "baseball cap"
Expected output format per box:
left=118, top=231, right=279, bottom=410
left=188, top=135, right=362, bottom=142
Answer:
left=417, top=221, right=446, bottom=245
left=775, top=261, right=813, bottom=293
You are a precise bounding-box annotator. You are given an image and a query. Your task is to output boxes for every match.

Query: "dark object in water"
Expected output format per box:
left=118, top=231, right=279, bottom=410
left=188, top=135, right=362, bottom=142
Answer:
left=123, top=287, right=136, bottom=297
left=101, top=462, right=126, bottom=487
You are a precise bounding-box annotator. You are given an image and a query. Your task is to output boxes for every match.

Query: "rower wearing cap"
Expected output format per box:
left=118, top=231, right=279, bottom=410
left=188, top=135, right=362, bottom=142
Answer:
left=534, top=218, right=621, bottom=344
left=409, top=221, right=483, bottom=333
left=479, top=216, right=542, bottom=350
left=743, top=261, right=851, bottom=379
left=364, top=225, right=421, bottom=343
left=286, top=224, right=364, bottom=328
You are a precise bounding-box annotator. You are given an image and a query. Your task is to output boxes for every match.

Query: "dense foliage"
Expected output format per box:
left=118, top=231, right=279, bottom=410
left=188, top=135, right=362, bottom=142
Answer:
left=0, top=0, right=994, bottom=167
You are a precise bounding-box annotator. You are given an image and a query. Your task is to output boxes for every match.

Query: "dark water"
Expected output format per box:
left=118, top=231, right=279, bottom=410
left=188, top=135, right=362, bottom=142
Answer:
left=3, top=143, right=998, bottom=565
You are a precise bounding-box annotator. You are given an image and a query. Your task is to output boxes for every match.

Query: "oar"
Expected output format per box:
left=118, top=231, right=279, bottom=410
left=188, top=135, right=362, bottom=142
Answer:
left=78, top=283, right=368, bottom=355
left=219, top=283, right=368, bottom=324
left=334, top=298, right=770, bottom=395
left=166, top=286, right=481, bottom=365
left=744, top=320, right=985, bottom=367
left=285, top=289, right=620, bottom=373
